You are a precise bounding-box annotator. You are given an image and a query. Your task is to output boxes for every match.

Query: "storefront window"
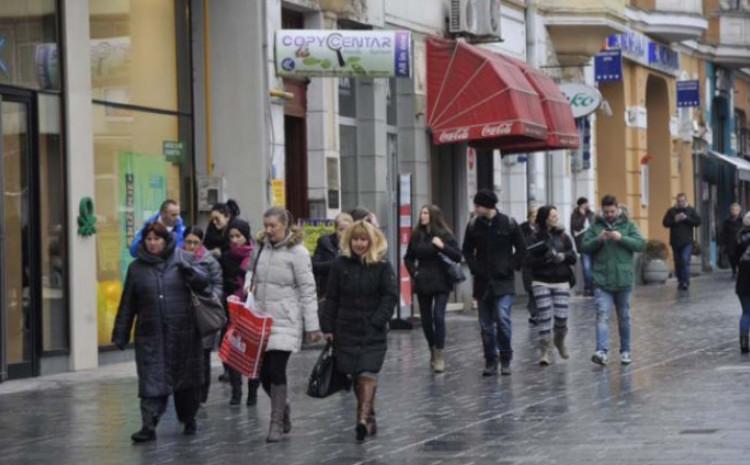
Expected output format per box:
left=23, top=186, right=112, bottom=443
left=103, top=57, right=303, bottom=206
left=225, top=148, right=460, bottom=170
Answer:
left=38, top=94, right=67, bottom=351
left=89, top=0, right=191, bottom=112
left=93, top=105, right=193, bottom=345
left=339, top=77, right=356, bottom=118
left=0, top=1, right=60, bottom=90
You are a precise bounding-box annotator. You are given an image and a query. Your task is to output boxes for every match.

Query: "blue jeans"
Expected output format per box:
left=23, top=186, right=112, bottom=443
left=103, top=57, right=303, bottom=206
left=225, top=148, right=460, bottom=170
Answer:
left=672, top=243, right=693, bottom=287
left=594, top=288, right=632, bottom=353
left=739, top=295, right=750, bottom=337
left=581, top=253, right=593, bottom=292
left=478, top=294, right=514, bottom=362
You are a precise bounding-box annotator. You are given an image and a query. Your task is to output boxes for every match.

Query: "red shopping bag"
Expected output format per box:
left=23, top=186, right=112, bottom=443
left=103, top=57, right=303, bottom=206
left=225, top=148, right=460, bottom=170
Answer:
left=219, top=295, right=273, bottom=379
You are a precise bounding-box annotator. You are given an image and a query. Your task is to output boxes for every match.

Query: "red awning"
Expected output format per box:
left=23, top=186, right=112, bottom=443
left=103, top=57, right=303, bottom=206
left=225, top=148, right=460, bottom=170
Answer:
left=426, top=38, right=579, bottom=153
left=427, top=37, right=547, bottom=147
left=499, top=56, right=579, bottom=153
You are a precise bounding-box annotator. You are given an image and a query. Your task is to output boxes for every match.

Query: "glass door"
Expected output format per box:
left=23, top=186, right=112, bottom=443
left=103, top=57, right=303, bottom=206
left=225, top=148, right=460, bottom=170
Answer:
left=0, top=91, right=38, bottom=380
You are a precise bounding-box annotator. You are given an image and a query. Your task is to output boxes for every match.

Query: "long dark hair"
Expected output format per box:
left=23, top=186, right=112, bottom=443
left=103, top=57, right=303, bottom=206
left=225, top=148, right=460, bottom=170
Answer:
left=535, top=205, right=558, bottom=232
left=211, top=199, right=241, bottom=220
left=183, top=226, right=205, bottom=240
left=413, top=204, right=452, bottom=239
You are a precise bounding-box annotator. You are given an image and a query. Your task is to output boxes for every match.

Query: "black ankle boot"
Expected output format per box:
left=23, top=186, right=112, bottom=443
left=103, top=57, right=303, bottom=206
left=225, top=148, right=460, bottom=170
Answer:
left=131, top=427, right=156, bottom=443
left=183, top=419, right=197, bottom=435
left=741, top=335, right=749, bottom=354
left=246, top=380, right=259, bottom=406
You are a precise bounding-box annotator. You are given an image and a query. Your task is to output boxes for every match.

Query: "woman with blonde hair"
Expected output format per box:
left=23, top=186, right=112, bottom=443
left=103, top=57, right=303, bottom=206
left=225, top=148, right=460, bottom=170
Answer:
left=247, top=207, right=321, bottom=442
left=320, top=220, right=398, bottom=442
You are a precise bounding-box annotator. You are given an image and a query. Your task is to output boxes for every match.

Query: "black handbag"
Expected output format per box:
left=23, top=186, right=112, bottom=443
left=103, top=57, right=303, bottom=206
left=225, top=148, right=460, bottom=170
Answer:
left=438, top=251, right=466, bottom=284
left=307, top=342, right=351, bottom=398
left=191, top=290, right=227, bottom=336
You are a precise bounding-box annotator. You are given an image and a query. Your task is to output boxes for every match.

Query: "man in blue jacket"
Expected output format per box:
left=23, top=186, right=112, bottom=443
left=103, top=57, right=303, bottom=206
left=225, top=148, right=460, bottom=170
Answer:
left=129, top=199, right=185, bottom=257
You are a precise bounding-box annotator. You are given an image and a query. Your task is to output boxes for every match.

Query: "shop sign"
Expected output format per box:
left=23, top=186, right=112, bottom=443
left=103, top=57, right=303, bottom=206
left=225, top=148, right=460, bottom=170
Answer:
left=607, top=30, right=679, bottom=75
left=595, top=50, right=622, bottom=83
left=677, top=80, right=700, bottom=108
left=398, top=174, right=413, bottom=308
left=625, top=106, right=648, bottom=129
left=275, top=29, right=412, bottom=78
left=271, top=179, right=286, bottom=207
left=559, top=83, right=602, bottom=118
left=163, top=141, right=184, bottom=163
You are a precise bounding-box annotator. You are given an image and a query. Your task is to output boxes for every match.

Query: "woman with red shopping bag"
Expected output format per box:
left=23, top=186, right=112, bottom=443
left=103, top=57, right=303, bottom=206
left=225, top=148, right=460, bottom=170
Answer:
left=246, top=207, right=322, bottom=443
left=319, top=220, right=399, bottom=442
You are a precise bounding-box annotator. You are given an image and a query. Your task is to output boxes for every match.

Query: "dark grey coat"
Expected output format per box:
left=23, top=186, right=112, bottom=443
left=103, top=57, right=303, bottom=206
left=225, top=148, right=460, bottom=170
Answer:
left=191, top=247, right=223, bottom=349
left=320, top=256, right=398, bottom=375
left=112, top=239, right=205, bottom=398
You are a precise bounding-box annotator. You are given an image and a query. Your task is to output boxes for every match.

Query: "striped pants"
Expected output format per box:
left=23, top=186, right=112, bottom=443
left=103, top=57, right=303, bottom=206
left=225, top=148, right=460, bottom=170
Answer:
left=532, top=285, right=570, bottom=343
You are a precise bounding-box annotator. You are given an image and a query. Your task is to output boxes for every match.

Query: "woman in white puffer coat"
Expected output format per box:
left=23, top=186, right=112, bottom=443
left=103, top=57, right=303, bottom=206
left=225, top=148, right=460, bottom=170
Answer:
left=246, top=207, right=321, bottom=443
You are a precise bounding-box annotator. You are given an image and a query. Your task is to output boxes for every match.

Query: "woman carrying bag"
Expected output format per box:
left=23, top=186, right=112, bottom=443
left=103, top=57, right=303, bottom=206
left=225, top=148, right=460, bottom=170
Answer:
left=320, top=220, right=399, bottom=442
left=404, top=205, right=462, bottom=373
left=247, top=207, right=321, bottom=443
left=525, top=206, right=577, bottom=366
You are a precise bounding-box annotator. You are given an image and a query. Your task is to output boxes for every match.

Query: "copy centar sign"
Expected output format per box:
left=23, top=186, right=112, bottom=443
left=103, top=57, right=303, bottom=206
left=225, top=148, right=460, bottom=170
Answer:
left=275, top=29, right=412, bottom=78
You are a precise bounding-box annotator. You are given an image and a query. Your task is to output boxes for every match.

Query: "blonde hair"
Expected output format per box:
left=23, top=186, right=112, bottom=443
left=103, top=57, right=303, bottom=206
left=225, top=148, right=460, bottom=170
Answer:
left=341, top=220, right=388, bottom=264
left=334, top=212, right=354, bottom=228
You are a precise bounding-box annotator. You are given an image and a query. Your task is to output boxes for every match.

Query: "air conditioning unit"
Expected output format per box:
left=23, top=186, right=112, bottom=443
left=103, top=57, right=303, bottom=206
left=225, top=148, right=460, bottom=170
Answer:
left=449, top=0, right=502, bottom=39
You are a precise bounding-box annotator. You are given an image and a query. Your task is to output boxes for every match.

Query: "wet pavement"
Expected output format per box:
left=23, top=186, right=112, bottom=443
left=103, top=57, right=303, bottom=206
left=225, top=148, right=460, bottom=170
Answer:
left=2, top=271, right=749, bottom=465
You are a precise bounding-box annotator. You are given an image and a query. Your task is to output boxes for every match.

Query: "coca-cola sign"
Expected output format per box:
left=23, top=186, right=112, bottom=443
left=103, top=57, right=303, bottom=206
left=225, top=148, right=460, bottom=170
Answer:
left=438, top=127, right=470, bottom=143
left=480, top=122, right=513, bottom=137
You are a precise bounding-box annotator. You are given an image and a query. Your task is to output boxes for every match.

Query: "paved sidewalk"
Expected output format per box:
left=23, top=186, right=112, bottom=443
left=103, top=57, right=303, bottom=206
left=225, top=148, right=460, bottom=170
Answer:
left=1, top=272, right=749, bottom=465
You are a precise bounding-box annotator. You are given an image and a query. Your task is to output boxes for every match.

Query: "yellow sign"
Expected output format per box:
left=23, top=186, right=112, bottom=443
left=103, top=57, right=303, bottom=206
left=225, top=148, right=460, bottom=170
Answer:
left=272, top=179, right=286, bottom=207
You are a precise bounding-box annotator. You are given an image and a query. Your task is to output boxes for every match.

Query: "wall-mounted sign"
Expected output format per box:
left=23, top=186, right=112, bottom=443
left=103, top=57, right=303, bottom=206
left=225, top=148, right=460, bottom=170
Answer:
left=677, top=80, right=700, bottom=108
left=275, top=29, right=412, bottom=78
left=625, top=106, right=648, bottom=129
left=559, top=83, right=602, bottom=118
left=607, top=30, right=679, bottom=75
left=595, top=50, right=623, bottom=83
left=163, top=140, right=184, bottom=163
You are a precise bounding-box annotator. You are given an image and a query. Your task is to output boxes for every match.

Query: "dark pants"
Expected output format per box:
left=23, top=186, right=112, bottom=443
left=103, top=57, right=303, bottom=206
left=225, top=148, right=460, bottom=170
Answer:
left=728, top=249, right=739, bottom=276
left=417, top=293, right=448, bottom=350
left=739, top=295, right=750, bottom=337
left=201, top=349, right=211, bottom=403
left=260, top=350, right=291, bottom=395
left=672, top=243, right=693, bottom=287
left=140, top=387, right=200, bottom=429
left=478, top=293, right=514, bottom=363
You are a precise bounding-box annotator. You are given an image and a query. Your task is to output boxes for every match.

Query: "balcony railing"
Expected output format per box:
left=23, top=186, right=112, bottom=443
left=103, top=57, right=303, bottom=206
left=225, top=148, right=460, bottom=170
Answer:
left=719, top=13, right=750, bottom=47
left=656, top=0, right=703, bottom=15
left=537, top=0, right=627, bottom=17
left=719, top=0, right=750, bottom=12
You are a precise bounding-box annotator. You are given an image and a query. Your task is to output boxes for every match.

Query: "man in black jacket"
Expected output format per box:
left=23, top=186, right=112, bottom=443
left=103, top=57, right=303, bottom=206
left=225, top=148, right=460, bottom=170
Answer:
left=312, top=213, right=353, bottom=298
left=462, top=190, right=526, bottom=376
left=662, top=193, right=701, bottom=290
left=570, top=197, right=596, bottom=296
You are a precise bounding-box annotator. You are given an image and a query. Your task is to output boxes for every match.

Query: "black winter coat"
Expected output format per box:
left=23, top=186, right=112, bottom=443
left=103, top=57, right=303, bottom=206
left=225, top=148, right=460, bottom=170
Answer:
left=662, top=206, right=701, bottom=247
left=319, top=256, right=398, bottom=375
left=720, top=215, right=743, bottom=255
left=312, top=232, right=340, bottom=298
left=462, top=212, right=526, bottom=299
left=112, top=239, right=205, bottom=398
left=404, top=230, right=462, bottom=295
left=525, top=228, right=577, bottom=284
left=735, top=228, right=750, bottom=295
left=204, top=223, right=228, bottom=255
left=570, top=208, right=595, bottom=252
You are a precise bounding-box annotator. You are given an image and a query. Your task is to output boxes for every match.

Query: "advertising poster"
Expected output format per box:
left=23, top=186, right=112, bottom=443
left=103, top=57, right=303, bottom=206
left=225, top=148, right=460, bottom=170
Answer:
left=399, top=174, right=413, bottom=308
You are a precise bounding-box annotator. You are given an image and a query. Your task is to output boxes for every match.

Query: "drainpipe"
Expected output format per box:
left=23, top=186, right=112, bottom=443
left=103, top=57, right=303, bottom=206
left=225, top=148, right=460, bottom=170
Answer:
left=525, top=1, right=537, bottom=204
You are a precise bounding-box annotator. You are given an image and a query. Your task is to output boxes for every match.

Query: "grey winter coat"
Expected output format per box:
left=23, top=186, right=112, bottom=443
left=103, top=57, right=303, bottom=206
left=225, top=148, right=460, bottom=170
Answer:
left=112, top=239, right=205, bottom=398
left=190, top=247, right=223, bottom=349
left=252, top=230, right=320, bottom=352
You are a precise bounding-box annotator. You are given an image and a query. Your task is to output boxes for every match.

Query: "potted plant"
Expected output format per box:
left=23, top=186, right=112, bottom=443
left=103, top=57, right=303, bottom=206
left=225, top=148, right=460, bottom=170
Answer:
left=642, top=240, right=670, bottom=284
left=690, top=241, right=702, bottom=276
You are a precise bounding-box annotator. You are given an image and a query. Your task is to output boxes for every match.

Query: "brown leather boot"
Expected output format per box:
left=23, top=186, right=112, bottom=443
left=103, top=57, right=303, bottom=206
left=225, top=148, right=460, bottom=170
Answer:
left=367, top=383, right=378, bottom=436
left=355, top=377, right=377, bottom=441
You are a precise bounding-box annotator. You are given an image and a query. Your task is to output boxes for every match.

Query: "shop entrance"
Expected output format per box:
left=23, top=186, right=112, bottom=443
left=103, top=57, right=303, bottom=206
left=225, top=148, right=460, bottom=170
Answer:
left=0, top=88, right=40, bottom=380
left=646, top=75, right=672, bottom=244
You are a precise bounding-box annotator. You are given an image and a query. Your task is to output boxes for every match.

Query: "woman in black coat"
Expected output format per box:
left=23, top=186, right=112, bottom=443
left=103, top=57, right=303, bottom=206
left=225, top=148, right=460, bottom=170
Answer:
left=204, top=199, right=240, bottom=257
left=112, top=222, right=207, bottom=442
left=404, top=205, right=462, bottom=373
left=734, top=213, right=750, bottom=354
left=182, top=226, right=223, bottom=405
left=320, top=220, right=398, bottom=442
left=721, top=203, right=743, bottom=277
left=525, top=206, right=576, bottom=366
left=312, top=212, right=353, bottom=298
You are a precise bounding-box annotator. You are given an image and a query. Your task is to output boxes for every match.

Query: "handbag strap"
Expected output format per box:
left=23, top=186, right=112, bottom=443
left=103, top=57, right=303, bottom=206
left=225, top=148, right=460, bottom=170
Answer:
left=249, top=242, right=265, bottom=290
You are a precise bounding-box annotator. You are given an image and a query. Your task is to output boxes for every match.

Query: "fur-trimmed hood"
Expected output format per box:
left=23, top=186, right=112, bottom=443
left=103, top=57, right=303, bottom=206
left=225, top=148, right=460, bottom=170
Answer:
left=256, top=228, right=304, bottom=248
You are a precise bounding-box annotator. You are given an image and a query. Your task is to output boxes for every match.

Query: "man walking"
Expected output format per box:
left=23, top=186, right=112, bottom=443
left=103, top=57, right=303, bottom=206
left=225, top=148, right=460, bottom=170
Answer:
left=720, top=203, right=743, bottom=278
left=582, top=195, right=645, bottom=366
left=570, top=197, right=596, bottom=296
left=662, top=193, right=701, bottom=290
left=463, top=190, right=526, bottom=376
left=129, top=199, right=186, bottom=257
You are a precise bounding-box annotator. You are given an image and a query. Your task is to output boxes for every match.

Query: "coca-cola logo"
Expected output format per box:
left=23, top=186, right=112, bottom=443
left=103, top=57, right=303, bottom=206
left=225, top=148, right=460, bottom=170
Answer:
left=481, top=123, right=513, bottom=137
left=438, top=127, right=470, bottom=143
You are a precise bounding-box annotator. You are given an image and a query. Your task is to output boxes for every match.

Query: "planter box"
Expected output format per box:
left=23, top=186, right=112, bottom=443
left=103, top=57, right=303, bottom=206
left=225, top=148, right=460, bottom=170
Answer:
left=643, top=258, right=669, bottom=284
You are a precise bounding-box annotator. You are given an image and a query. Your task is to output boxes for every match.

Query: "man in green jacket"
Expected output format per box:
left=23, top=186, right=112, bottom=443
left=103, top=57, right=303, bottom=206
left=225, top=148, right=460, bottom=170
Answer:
left=581, top=195, right=646, bottom=366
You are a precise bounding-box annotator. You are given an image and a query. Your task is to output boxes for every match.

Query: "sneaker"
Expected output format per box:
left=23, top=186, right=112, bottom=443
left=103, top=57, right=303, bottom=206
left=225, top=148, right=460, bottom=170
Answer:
left=620, top=352, right=632, bottom=365
left=591, top=351, right=608, bottom=366
left=482, top=360, right=498, bottom=377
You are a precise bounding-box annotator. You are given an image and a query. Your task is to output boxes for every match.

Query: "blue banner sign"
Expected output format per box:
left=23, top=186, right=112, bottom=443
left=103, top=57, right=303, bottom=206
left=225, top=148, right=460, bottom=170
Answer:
left=677, top=80, right=700, bottom=108
left=607, top=30, right=679, bottom=75
left=595, top=50, right=623, bottom=83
